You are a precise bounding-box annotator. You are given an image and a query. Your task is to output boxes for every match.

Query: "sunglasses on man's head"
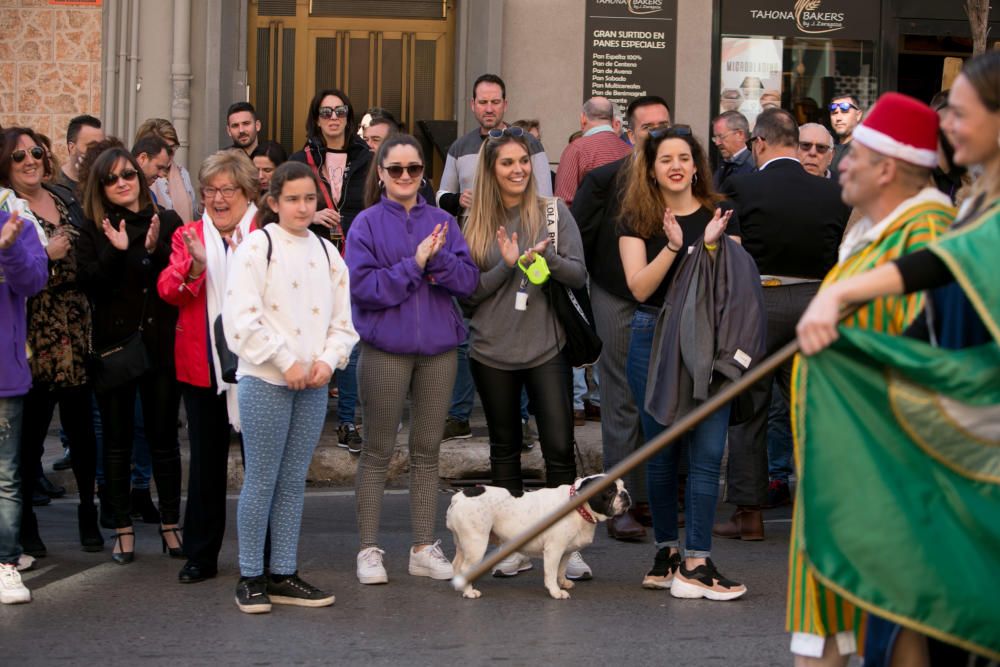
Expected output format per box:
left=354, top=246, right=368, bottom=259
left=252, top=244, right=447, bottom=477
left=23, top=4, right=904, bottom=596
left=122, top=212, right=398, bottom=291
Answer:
left=318, top=105, right=349, bottom=119
left=487, top=126, right=525, bottom=140
left=648, top=124, right=692, bottom=140
left=11, top=146, right=45, bottom=163
left=382, top=164, right=424, bottom=179
left=101, top=168, right=139, bottom=187
left=798, top=141, right=832, bottom=154
left=829, top=102, right=859, bottom=113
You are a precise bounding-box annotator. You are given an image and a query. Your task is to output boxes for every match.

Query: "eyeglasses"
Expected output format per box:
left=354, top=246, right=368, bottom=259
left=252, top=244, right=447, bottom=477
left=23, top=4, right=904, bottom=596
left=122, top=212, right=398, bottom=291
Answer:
left=11, top=146, right=45, bottom=163
left=487, top=126, right=525, bottom=139
left=318, top=105, right=349, bottom=119
left=381, top=164, right=424, bottom=179
left=712, top=129, right=740, bottom=143
left=798, top=141, right=832, bottom=154
left=101, top=168, right=140, bottom=187
left=829, top=102, right=859, bottom=113
left=202, top=186, right=241, bottom=200
left=648, top=124, right=692, bottom=140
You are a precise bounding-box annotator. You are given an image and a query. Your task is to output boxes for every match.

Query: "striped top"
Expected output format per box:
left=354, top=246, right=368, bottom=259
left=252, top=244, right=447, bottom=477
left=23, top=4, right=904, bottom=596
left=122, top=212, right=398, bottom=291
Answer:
left=554, top=130, right=631, bottom=205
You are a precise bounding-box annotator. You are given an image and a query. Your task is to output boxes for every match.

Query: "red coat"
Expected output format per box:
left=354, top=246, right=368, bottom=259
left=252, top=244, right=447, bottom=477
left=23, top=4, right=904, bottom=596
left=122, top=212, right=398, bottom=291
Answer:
left=157, top=220, right=212, bottom=387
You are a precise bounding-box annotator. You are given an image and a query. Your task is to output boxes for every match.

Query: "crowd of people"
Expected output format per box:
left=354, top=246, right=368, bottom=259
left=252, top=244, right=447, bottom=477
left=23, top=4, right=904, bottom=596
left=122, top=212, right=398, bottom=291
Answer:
left=0, top=49, right=997, bottom=666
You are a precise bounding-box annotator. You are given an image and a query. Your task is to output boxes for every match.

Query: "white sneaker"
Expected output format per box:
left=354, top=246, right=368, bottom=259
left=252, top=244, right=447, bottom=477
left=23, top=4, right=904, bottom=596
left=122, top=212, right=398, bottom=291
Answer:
left=492, top=552, right=533, bottom=577
left=16, top=554, right=35, bottom=572
left=565, top=551, right=593, bottom=581
left=0, top=563, right=31, bottom=604
left=356, top=547, right=388, bottom=585
left=408, top=540, right=454, bottom=580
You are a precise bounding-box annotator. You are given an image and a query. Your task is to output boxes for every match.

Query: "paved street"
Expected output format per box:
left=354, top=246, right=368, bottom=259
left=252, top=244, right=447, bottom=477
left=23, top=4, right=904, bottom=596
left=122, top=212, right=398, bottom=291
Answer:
left=4, top=489, right=804, bottom=666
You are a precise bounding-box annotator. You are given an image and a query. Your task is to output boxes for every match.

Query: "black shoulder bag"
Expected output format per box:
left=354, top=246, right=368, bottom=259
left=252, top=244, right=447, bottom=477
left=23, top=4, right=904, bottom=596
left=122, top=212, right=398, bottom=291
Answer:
left=540, top=198, right=602, bottom=367
left=91, top=284, right=151, bottom=394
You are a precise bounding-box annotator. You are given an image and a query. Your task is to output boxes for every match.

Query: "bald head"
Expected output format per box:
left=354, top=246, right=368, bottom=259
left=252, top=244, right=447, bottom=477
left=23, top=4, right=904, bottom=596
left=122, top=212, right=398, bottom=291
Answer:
left=581, top=97, right=619, bottom=132
left=797, top=123, right=835, bottom=177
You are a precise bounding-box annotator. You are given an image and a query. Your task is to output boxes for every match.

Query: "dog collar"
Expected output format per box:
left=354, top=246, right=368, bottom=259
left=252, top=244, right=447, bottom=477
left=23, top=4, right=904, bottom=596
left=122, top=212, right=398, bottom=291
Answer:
left=569, top=485, right=597, bottom=524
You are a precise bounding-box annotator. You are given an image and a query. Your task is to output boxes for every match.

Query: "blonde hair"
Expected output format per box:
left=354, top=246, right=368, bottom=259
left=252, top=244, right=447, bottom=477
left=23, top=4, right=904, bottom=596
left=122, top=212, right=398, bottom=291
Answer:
left=135, top=118, right=180, bottom=152
left=464, top=135, right=544, bottom=267
left=198, top=150, right=258, bottom=202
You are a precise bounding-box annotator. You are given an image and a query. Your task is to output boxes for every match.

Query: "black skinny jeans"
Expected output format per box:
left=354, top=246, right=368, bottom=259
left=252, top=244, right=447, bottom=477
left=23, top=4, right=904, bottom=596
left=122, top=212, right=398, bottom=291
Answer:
left=180, top=383, right=232, bottom=570
left=471, top=352, right=576, bottom=494
left=20, top=383, right=98, bottom=533
left=96, top=369, right=181, bottom=528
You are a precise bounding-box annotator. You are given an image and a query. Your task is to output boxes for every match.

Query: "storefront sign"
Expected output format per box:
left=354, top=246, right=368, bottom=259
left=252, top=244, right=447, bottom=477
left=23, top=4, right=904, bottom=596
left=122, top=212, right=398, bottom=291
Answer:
left=584, top=0, right=678, bottom=118
left=721, top=0, right=879, bottom=41
left=719, top=37, right=784, bottom=129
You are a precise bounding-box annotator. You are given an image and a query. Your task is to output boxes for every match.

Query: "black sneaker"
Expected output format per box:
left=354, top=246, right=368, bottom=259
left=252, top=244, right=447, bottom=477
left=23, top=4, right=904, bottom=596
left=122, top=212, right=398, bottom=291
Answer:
left=442, top=417, right=472, bottom=442
left=642, top=547, right=680, bottom=590
left=235, top=575, right=272, bottom=614
left=266, top=572, right=335, bottom=607
left=337, top=423, right=363, bottom=454
left=670, top=558, right=747, bottom=601
left=762, top=479, right=791, bottom=509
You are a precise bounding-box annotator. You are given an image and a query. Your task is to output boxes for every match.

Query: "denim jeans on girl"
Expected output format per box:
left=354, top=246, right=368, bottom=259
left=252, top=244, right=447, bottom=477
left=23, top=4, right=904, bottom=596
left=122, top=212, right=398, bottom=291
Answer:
left=237, top=377, right=328, bottom=577
left=625, top=308, right=731, bottom=558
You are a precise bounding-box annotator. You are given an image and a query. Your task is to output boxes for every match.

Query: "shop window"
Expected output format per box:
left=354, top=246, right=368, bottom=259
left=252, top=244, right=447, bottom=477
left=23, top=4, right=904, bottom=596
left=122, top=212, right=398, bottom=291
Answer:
left=719, top=35, right=876, bottom=128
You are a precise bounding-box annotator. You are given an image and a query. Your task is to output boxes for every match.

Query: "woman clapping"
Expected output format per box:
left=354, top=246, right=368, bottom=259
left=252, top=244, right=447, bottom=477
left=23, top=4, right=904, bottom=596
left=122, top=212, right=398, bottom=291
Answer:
left=157, top=151, right=258, bottom=584
left=348, top=135, right=478, bottom=584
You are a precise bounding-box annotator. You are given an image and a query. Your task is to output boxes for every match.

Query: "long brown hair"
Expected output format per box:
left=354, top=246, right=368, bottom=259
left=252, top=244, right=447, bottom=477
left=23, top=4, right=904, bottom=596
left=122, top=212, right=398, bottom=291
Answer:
left=464, top=133, right=544, bottom=267
left=959, top=51, right=1000, bottom=203
left=618, top=127, right=721, bottom=239
left=81, top=147, right=155, bottom=225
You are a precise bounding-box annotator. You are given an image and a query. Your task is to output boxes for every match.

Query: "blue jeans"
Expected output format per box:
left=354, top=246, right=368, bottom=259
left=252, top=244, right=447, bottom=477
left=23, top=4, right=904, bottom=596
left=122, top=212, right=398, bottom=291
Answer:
left=448, top=318, right=475, bottom=421
left=625, top=309, right=731, bottom=557
left=766, top=379, right=793, bottom=484
left=237, top=377, right=328, bottom=577
left=572, top=367, right=600, bottom=410
left=0, top=397, right=24, bottom=564
left=93, top=395, right=153, bottom=489
left=336, top=346, right=360, bottom=425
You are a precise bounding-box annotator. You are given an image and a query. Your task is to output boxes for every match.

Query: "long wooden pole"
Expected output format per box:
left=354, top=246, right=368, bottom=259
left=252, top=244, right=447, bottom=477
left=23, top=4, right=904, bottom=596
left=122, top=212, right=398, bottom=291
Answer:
left=452, top=338, right=801, bottom=591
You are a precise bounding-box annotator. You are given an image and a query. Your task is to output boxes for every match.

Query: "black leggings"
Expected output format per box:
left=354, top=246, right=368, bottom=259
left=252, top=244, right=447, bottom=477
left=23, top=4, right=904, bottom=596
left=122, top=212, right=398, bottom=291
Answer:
left=20, top=383, right=98, bottom=527
left=470, top=353, right=576, bottom=494
left=97, top=369, right=181, bottom=528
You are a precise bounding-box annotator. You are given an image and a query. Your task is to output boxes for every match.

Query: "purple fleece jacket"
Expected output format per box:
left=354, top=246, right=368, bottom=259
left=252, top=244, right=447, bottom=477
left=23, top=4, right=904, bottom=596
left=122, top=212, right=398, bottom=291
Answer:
left=0, top=210, right=48, bottom=397
left=346, top=195, right=479, bottom=356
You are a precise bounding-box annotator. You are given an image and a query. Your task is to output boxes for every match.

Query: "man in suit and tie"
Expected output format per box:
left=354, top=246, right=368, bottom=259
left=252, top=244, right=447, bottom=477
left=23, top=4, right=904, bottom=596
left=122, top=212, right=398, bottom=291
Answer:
left=712, top=111, right=754, bottom=191
left=713, top=107, right=850, bottom=540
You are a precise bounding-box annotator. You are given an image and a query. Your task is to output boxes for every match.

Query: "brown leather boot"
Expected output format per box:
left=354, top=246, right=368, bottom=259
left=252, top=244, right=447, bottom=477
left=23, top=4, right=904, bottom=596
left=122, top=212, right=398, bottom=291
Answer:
left=712, top=506, right=764, bottom=541
left=606, top=511, right=646, bottom=540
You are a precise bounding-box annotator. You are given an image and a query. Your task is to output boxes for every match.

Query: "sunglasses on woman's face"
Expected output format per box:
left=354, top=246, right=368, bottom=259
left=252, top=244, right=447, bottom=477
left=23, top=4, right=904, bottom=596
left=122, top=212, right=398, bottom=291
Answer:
left=101, top=168, right=140, bottom=187
left=318, top=105, right=349, bottom=119
left=382, top=164, right=424, bottom=179
left=12, top=146, right=45, bottom=163
left=487, top=126, right=525, bottom=139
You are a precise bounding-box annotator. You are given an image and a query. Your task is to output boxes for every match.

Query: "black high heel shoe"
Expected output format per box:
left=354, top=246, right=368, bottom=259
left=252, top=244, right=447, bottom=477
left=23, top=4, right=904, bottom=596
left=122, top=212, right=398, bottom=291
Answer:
left=111, top=529, right=135, bottom=565
left=160, top=526, right=184, bottom=559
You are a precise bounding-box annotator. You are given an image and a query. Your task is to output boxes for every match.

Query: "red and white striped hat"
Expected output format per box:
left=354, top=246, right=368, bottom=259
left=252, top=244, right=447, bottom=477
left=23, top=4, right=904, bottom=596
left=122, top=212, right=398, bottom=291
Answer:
left=851, top=92, right=939, bottom=168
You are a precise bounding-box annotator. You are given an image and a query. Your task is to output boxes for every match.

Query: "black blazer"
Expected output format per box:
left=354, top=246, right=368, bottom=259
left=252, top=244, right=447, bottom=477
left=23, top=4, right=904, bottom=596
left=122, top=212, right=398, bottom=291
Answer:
left=723, top=158, right=849, bottom=279
left=571, top=156, right=634, bottom=302
left=76, top=204, right=181, bottom=371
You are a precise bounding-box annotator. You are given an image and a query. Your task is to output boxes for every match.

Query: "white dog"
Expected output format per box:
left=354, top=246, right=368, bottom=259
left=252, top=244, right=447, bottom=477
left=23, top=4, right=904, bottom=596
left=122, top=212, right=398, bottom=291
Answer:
left=446, top=475, right=631, bottom=599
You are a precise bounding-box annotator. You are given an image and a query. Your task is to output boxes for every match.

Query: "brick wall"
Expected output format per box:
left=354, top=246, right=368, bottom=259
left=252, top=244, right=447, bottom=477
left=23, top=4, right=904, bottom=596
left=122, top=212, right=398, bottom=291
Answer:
left=0, top=0, right=103, bottom=165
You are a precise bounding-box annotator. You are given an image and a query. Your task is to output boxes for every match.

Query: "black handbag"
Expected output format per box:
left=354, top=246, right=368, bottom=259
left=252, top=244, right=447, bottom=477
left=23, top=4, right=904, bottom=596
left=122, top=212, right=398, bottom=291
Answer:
left=91, top=331, right=150, bottom=393
left=541, top=198, right=602, bottom=367
left=213, top=314, right=238, bottom=384
left=90, top=276, right=152, bottom=393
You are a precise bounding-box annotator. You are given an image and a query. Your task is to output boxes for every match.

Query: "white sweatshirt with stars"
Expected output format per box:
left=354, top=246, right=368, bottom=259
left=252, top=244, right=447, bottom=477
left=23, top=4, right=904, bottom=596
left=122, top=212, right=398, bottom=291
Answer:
left=223, top=224, right=359, bottom=386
